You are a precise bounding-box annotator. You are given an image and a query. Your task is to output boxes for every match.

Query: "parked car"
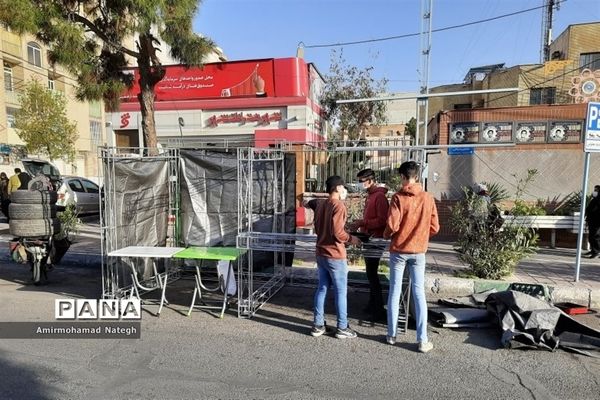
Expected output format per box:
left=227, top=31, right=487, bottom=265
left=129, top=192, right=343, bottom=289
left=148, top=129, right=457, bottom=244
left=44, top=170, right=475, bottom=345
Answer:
left=56, top=176, right=100, bottom=214
left=20, top=158, right=62, bottom=190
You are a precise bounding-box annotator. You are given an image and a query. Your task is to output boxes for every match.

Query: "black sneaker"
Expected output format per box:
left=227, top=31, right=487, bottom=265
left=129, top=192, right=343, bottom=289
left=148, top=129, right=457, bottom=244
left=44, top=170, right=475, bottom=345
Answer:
left=310, top=325, right=326, bottom=337
left=335, top=327, right=358, bottom=339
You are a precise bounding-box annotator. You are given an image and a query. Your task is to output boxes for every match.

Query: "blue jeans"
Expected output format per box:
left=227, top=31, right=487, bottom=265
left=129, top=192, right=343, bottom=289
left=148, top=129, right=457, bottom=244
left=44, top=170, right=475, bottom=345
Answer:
left=313, top=256, right=349, bottom=329
left=387, top=253, right=428, bottom=342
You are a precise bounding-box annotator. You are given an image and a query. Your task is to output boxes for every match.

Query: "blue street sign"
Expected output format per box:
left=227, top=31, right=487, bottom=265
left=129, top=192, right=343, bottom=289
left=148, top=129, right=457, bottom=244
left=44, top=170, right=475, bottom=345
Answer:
left=585, top=102, right=600, bottom=152
left=448, top=146, right=474, bottom=155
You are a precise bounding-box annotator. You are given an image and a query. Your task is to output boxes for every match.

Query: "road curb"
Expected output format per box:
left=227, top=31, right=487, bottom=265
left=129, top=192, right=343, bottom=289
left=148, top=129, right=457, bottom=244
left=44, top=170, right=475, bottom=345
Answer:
left=426, top=274, right=599, bottom=308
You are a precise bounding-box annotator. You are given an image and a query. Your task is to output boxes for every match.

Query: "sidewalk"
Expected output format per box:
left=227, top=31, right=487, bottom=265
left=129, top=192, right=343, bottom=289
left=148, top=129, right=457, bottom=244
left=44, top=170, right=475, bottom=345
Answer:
left=291, top=241, right=600, bottom=307
left=425, top=241, right=600, bottom=306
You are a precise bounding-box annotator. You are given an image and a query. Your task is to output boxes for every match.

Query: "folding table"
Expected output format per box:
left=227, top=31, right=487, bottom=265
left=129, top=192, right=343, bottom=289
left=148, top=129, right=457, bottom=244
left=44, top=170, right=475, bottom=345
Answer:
left=107, top=246, right=184, bottom=315
left=173, top=247, right=246, bottom=318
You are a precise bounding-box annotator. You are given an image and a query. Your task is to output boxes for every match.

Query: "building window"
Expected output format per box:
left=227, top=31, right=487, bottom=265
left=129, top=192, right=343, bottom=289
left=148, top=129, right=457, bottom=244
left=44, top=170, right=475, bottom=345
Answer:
left=6, top=107, right=18, bottom=128
left=27, top=42, right=42, bottom=67
left=454, top=103, right=472, bottom=110
left=529, top=87, right=556, bottom=105
left=580, top=52, right=600, bottom=71
left=90, top=120, right=102, bottom=144
left=3, top=65, right=13, bottom=91
left=48, top=77, right=55, bottom=91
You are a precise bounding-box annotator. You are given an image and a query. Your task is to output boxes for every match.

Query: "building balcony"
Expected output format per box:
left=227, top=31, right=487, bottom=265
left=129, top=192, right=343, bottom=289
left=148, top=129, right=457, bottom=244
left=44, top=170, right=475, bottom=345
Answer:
left=1, top=33, right=22, bottom=58
left=4, top=90, right=19, bottom=105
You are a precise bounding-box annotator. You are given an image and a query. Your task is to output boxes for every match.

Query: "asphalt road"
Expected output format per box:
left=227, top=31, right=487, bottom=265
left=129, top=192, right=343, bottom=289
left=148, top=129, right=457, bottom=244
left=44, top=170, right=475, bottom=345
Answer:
left=0, top=255, right=599, bottom=400
left=1, top=218, right=599, bottom=399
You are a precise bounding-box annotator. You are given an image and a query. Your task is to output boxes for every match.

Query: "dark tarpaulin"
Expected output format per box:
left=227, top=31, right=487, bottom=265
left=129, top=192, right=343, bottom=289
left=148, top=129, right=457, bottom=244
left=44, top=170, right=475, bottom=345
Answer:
left=485, top=291, right=600, bottom=356
left=111, top=159, right=170, bottom=283
left=179, top=149, right=296, bottom=267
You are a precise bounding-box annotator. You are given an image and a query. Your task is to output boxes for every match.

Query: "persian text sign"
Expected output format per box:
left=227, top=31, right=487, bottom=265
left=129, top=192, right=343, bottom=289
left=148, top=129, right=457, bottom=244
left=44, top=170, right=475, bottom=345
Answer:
left=207, top=112, right=282, bottom=128
left=121, top=60, right=276, bottom=102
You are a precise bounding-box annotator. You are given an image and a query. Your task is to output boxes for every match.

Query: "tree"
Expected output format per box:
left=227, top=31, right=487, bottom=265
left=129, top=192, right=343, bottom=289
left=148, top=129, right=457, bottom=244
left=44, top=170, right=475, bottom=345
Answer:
left=14, top=79, right=78, bottom=163
left=320, top=50, right=388, bottom=140
left=0, top=0, right=216, bottom=152
left=404, top=117, right=416, bottom=143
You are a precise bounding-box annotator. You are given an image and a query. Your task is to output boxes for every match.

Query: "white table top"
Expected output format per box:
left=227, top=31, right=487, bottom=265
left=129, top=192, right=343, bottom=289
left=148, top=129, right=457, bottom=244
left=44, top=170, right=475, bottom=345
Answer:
left=107, top=246, right=185, bottom=258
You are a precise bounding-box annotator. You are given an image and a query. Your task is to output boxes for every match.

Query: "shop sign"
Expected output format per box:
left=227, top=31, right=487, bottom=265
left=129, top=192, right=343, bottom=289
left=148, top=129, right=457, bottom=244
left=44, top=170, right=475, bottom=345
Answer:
left=206, top=111, right=282, bottom=128
left=547, top=120, right=583, bottom=143
left=514, top=122, right=547, bottom=144
left=121, top=60, right=276, bottom=102
left=449, top=122, right=480, bottom=144
left=480, top=122, right=513, bottom=143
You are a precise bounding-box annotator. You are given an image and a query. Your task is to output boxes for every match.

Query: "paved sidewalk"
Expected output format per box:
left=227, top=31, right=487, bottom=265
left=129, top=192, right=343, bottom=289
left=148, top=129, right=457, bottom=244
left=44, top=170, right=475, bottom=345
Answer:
left=425, top=241, right=600, bottom=306
left=292, top=240, right=600, bottom=307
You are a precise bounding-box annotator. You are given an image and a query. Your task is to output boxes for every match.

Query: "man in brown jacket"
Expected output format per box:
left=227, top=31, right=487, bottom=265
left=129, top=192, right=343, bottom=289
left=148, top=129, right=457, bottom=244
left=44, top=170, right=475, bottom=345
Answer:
left=311, top=175, right=361, bottom=339
left=383, top=161, right=439, bottom=352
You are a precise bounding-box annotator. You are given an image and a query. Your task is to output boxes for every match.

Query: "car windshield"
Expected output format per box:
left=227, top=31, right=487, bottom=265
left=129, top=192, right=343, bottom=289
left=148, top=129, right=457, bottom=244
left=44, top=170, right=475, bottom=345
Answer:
left=25, top=162, right=60, bottom=179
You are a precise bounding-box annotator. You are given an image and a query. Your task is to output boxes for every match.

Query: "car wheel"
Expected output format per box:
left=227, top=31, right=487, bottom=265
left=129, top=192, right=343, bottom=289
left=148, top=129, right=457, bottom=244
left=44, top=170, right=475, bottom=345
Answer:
left=11, top=190, right=58, bottom=205
left=9, top=203, right=57, bottom=220
left=9, top=218, right=61, bottom=237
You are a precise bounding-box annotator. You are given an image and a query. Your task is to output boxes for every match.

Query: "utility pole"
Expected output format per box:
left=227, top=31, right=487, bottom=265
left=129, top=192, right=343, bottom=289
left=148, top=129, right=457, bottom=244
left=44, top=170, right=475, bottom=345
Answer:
left=416, top=0, right=433, bottom=146
left=540, top=0, right=560, bottom=62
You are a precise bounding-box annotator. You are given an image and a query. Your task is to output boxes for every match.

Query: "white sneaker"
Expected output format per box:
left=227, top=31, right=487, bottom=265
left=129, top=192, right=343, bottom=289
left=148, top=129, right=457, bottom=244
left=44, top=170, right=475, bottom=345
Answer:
left=418, top=341, right=433, bottom=353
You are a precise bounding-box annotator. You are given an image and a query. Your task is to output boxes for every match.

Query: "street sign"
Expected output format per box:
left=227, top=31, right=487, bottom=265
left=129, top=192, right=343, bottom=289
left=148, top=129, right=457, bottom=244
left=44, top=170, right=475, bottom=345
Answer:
left=448, top=146, right=474, bottom=155
left=584, top=101, right=600, bottom=152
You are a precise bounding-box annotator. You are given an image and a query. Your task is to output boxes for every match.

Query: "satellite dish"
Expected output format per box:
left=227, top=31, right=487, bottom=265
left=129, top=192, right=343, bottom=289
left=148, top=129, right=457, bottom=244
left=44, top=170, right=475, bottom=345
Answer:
left=178, top=117, right=185, bottom=127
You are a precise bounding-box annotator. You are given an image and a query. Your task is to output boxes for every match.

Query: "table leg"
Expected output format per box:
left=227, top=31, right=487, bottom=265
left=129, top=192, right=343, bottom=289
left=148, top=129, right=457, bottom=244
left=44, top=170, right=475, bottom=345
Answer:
left=219, top=262, right=233, bottom=318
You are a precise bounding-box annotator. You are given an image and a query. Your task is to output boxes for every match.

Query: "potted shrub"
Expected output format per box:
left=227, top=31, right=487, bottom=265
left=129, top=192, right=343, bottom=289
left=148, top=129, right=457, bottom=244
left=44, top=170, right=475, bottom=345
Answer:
left=451, top=183, right=538, bottom=280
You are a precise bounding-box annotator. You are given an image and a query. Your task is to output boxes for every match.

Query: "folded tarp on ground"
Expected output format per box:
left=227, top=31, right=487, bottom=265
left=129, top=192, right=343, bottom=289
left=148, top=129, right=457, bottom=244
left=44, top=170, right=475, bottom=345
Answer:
left=430, top=307, right=494, bottom=328
left=485, top=291, right=600, bottom=357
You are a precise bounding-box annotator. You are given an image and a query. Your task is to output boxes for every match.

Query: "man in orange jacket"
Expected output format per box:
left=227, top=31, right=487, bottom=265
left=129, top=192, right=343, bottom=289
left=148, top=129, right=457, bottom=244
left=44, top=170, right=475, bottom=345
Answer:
left=383, top=161, right=439, bottom=352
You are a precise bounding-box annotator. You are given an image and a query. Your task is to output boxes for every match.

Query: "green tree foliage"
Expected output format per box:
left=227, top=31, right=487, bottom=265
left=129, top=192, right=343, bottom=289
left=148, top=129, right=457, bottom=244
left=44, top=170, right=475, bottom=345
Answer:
left=320, top=50, right=388, bottom=140
left=14, top=79, right=78, bottom=163
left=0, top=0, right=216, bottom=151
left=451, top=186, right=538, bottom=279
left=404, top=117, right=416, bottom=143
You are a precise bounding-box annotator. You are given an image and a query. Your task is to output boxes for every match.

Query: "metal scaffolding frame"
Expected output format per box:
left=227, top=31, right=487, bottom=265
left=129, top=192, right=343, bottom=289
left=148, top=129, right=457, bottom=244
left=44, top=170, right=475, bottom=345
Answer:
left=236, top=147, right=287, bottom=318
left=236, top=143, right=419, bottom=331
left=99, top=142, right=418, bottom=330
left=99, top=147, right=180, bottom=299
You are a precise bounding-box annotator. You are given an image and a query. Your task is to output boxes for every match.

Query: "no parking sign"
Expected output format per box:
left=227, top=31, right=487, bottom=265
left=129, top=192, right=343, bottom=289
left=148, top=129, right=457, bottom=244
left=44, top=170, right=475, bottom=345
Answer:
left=585, top=102, right=600, bottom=152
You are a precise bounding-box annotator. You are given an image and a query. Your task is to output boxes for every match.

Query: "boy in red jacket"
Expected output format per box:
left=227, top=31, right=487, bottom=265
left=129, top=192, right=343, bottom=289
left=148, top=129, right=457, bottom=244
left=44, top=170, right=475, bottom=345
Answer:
left=349, top=169, right=389, bottom=322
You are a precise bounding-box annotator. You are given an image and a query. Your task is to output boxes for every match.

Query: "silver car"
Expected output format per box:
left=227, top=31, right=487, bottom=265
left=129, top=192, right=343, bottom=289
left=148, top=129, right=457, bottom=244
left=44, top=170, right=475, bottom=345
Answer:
left=56, top=176, right=100, bottom=214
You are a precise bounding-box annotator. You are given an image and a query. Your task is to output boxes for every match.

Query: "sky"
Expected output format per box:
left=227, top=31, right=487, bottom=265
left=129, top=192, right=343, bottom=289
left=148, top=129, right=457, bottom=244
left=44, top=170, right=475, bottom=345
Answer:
left=194, top=0, right=600, bottom=93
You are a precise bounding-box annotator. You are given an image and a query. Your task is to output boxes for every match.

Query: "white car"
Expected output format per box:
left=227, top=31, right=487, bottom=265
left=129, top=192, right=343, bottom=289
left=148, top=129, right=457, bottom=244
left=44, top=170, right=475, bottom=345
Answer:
left=56, top=176, right=101, bottom=214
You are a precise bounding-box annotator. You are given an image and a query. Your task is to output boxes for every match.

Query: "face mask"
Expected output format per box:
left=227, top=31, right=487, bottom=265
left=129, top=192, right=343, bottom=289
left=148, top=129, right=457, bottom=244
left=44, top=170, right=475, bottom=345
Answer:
left=339, top=187, right=348, bottom=200
left=593, top=191, right=598, bottom=198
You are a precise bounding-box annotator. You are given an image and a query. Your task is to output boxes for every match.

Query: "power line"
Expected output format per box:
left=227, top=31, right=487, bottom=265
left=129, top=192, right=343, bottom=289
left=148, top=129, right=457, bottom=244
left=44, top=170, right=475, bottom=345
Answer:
left=303, top=1, right=568, bottom=49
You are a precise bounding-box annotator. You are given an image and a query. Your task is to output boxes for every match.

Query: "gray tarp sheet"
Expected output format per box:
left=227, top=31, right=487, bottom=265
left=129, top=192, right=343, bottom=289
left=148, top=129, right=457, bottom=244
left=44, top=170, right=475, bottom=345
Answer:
left=179, top=150, right=296, bottom=267
left=111, top=159, right=170, bottom=283
left=485, top=291, right=600, bottom=356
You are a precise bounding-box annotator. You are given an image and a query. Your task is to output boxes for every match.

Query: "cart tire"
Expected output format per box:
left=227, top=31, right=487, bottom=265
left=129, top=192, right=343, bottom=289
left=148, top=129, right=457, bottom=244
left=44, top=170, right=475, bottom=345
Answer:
left=9, top=218, right=61, bottom=237
left=10, top=190, right=57, bottom=205
left=9, top=203, right=57, bottom=220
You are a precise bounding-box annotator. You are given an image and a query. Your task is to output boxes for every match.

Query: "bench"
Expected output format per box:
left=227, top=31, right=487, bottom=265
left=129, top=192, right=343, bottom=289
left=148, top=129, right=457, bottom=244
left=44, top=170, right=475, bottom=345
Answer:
left=502, top=213, right=586, bottom=248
